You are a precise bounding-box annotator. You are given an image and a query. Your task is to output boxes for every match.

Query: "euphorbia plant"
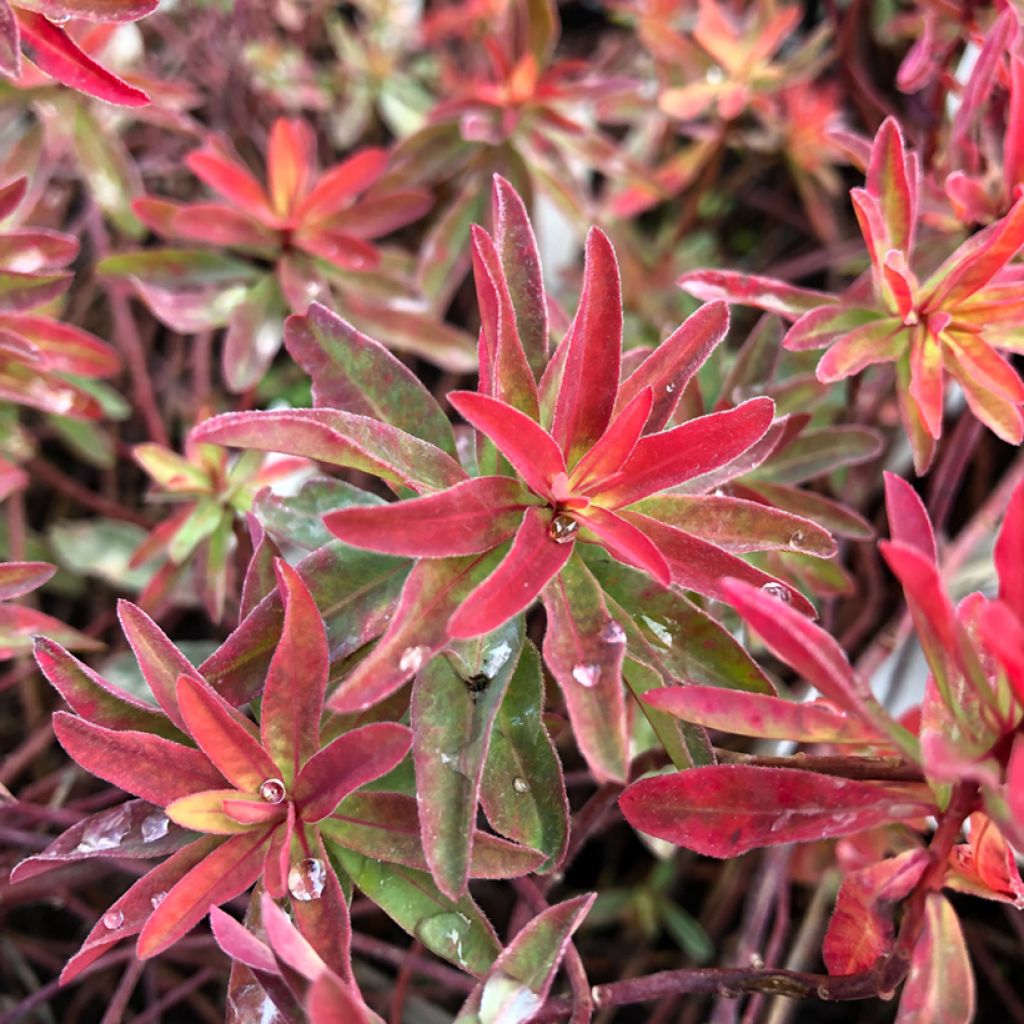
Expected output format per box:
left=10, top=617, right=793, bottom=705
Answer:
left=680, top=116, right=1024, bottom=472
left=190, top=176, right=837, bottom=788
left=620, top=472, right=1024, bottom=1019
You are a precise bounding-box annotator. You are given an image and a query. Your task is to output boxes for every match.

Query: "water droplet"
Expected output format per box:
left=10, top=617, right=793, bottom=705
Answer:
left=640, top=614, right=674, bottom=648
left=399, top=645, right=429, bottom=674
left=759, top=582, right=792, bottom=603
left=878, top=988, right=896, bottom=1002
left=480, top=973, right=544, bottom=1021
left=513, top=777, right=529, bottom=794
left=287, top=857, right=326, bottom=901
left=140, top=812, right=169, bottom=843
left=150, top=891, right=167, bottom=910
left=103, top=909, right=125, bottom=930
left=818, top=984, right=832, bottom=1000
left=572, top=663, right=601, bottom=688
left=749, top=952, right=764, bottom=969
left=259, top=778, right=286, bottom=803
left=416, top=912, right=472, bottom=968
left=788, top=530, right=805, bottom=549
left=548, top=514, right=579, bottom=544
left=481, top=640, right=513, bottom=679
left=665, top=381, right=677, bottom=394
left=705, top=66, right=725, bottom=85
left=601, top=619, right=626, bottom=645
left=591, top=985, right=603, bottom=1007
left=48, top=11, right=71, bottom=22
left=712, top=486, right=727, bottom=497
left=77, top=805, right=132, bottom=853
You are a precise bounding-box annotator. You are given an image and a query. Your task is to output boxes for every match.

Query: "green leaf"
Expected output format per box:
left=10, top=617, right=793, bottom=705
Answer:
left=480, top=641, right=568, bottom=872
left=412, top=619, right=524, bottom=899
left=48, top=518, right=155, bottom=591
left=333, top=846, right=500, bottom=976
left=97, top=248, right=258, bottom=288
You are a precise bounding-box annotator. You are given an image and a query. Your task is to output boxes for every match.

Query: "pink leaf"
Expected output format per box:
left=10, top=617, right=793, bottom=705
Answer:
left=995, top=478, right=1024, bottom=621
left=884, top=472, right=937, bottom=562
left=677, top=269, right=831, bottom=319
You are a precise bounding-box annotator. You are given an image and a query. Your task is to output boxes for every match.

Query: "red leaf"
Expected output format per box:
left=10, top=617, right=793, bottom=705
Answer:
left=866, top=117, right=915, bottom=256
left=677, top=269, right=831, bottom=319
left=136, top=825, right=272, bottom=958
left=884, top=472, right=936, bottom=562
left=547, top=228, right=623, bottom=466
left=185, top=143, right=272, bottom=223
left=266, top=118, right=314, bottom=217
left=897, top=893, right=975, bottom=1024
left=570, top=387, right=653, bottom=492
left=720, top=578, right=869, bottom=715
left=979, top=599, right=1024, bottom=706
left=307, top=972, right=373, bottom=1024
left=615, top=301, right=729, bottom=433
left=0, top=176, right=26, bottom=220
left=294, top=722, right=412, bottom=822
left=296, top=148, right=389, bottom=223
left=209, top=906, right=277, bottom=974
left=289, top=835, right=354, bottom=982
left=15, top=10, right=148, bottom=106
left=0, top=560, right=53, bottom=600
left=448, top=390, right=564, bottom=499
left=117, top=600, right=202, bottom=732
left=619, top=765, right=932, bottom=857
left=596, top=398, right=775, bottom=509
left=449, top=508, right=573, bottom=639
left=262, top=560, right=329, bottom=783
left=822, top=849, right=929, bottom=974
left=471, top=224, right=540, bottom=417
left=176, top=675, right=279, bottom=793
left=578, top=504, right=671, bottom=586
left=53, top=712, right=224, bottom=806
left=995, top=478, right=1024, bottom=621
left=323, top=476, right=532, bottom=557
left=171, top=204, right=278, bottom=250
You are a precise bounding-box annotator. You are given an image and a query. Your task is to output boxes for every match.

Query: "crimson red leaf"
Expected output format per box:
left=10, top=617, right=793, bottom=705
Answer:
left=185, top=144, right=271, bottom=222
left=619, top=765, right=932, bottom=857
left=323, top=476, right=532, bottom=557
left=16, top=10, right=149, bottom=106
left=570, top=387, right=653, bottom=492
left=294, top=722, right=412, bottom=822
left=53, top=711, right=225, bottom=806
left=261, top=560, right=329, bottom=783
left=884, top=471, right=936, bottom=561
left=449, top=508, right=573, bottom=639
left=578, top=504, right=671, bottom=586
left=677, top=269, right=831, bottom=319
left=296, top=148, right=389, bottom=223
left=996, top=479, right=1024, bottom=621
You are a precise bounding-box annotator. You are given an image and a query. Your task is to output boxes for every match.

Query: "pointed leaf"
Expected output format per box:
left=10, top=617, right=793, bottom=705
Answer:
left=619, top=765, right=932, bottom=857
left=166, top=789, right=265, bottom=834
left=996, top=478, right=1024, bottom=621
left=884, top=472, right=936, bottom=561
left=677, top=269, right=831, bottom=319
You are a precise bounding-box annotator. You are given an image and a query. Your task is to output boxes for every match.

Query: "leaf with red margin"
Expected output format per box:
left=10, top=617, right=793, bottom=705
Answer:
left=261, top=560, right=329, bottom=783
left=0, top=270, right=71, bottom=313
left=33, top=637, right=181, bottom=738
left=284, top=302, right=457, bottom=456
left=479, top=639, right=569, bottom=872
left=59, top=835, right=222, bottom=984
left=545, top=228, right=622, bottom=466
left=619, top=765, right=933, bottom=857
left=596, top=397, right=775, bottom=508
left=822, top=849, right=929, bottom=975
left=176, top=675, right=279, bottom=791
left=52, top=712, right=225, bottom=805
left=865, top=117, right=915, bottom=256
left=0, top=176, right=26, bottom=219
left=136, top=825, right=273, bottom=958
left=329, top=547, right=503, bottom=713
left=541, top=552, right=629, bottom=783
left=644, top=687, right=880, bottom=744
left=677, top=269, right=832, bottom=319
left=15, top=10, right=149, bottom=106
left=321, top=792, right=545, bottom=878
left=626, top=516, right=815, bottom=615
left=946, top=814, right=1024, bottom=907
left=323, top=476, right=533, bottom=557
left=117, top=600, right=202, bottom=732
left=412, top=621, right=523, bottom=900
left=191, top=409, right=466, bottom=495
left=471, top=225, right=539, bottom=418
left=884, top=472, right=936, bottom=561
left=456, top=893, right=596, bottom=1023
left=448, top=391, right=564, bottom=498
left=0, top=230, right=77, bottom=272
left=492, top=175, right=548, bottom=378
left=294, top=722, right=412, bottom=822
left=615, top=302, right=729, bottom=433
left=0, top=560, right=53, bottom=599
left=897, top=893, right=975, bottom=1024
left=449, top=508, right=572, bottom=640
left=10, top=800, right=190, bottom=884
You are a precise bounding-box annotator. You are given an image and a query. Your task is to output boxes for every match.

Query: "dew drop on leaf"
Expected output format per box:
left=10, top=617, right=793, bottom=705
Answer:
left=77, top=805, right=132, bottom=853
left=259, top=778, right=287, bottom=803
left=548, top=514, right=579, bottom=544
left=759, top=582, right=792, bottom=603
left=287, top=857, right=327, bottom=901
left=788, top=530, right=805, bottom=549
left=140, top=811, right=169, bottom=843
left=150, top=891, right=167, bottom=910
left=481, top=640, right=513, bottom=679
left=601, top=619, right=626, bottom=645
left=572, top=663, right=601, bottom=687
left=513, top=776, right=529, bottom=794
left=103, top=909, right=125, bottom=930
left=399, top=645, right=429, bottom=674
